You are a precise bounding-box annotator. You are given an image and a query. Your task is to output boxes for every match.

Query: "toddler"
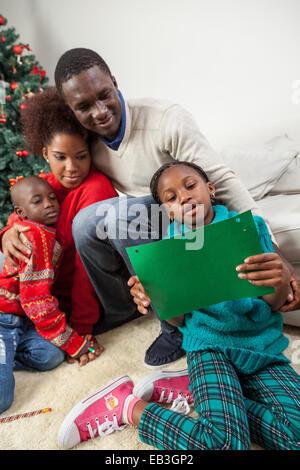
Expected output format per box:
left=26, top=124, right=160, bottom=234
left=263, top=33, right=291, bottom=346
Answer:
left=0, top=176, right=95, bottom=414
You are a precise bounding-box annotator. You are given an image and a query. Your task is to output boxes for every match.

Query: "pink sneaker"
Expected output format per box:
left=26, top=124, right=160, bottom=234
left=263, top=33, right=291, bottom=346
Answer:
left=58, top=375, right=135, bottom=449
left=133, top=369, right=193, bottom=414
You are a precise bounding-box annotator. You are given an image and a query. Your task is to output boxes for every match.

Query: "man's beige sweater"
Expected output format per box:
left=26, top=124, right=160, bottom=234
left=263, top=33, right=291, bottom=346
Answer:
left=91, top=97, right=263, bottom=219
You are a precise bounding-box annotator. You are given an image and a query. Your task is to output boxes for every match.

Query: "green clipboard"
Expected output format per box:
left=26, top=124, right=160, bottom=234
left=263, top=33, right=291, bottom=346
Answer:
left=126, top=210, right=275, bottom=320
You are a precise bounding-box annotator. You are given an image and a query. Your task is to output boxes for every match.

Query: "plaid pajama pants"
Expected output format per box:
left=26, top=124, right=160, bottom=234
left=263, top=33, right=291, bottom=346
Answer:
left=138, top=349, right=300, bottom=450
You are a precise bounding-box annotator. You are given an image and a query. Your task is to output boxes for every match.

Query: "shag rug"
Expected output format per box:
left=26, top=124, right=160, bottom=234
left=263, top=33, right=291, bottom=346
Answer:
left=0, top=313, right=299, bottom=451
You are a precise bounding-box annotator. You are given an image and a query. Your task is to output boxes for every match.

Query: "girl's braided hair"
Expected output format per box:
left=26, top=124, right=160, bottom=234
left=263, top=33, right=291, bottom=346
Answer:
left=150, top=161, right=213, bottom=204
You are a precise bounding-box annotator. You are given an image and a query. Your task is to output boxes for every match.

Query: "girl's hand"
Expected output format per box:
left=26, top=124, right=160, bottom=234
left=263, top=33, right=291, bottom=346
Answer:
left=127, top=275, right=151, bottom=314
left=236, top=252, right=291, bottom=310
left=2, top=224, right=31, bottom=268
left=67, top=335, right=104, bottom=367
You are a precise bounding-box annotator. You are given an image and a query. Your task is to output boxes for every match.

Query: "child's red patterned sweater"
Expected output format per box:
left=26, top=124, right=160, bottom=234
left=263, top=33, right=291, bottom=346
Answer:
left=0, top=218, right=88, bottom=358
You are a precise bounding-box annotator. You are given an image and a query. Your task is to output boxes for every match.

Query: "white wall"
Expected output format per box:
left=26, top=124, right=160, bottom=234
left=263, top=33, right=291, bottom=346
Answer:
left=1, top=0, right=300, bottom=149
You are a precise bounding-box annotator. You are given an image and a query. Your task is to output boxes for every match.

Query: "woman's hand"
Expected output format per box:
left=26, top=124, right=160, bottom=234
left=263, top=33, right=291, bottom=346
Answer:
left=127, top=275, right=151, bottom=314
left=236, top=252, right=292, bottom=311
left=67, top=335, right=104, bottom=367
left=2, top=224, right=31, bottom=268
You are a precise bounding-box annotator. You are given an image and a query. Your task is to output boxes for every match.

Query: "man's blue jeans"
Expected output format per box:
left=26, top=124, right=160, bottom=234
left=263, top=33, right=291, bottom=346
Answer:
left=0, top=314, right=65, bottom=414
left=72, top=195, right=176, bottom=336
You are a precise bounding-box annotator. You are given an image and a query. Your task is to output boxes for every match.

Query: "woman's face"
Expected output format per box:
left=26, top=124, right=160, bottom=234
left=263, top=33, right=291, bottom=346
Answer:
left=43, top=133, right=91, bottom=189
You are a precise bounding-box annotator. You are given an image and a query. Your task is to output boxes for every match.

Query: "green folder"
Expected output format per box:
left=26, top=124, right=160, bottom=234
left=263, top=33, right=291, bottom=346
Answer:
left=126, top=210, right=275, bottom=320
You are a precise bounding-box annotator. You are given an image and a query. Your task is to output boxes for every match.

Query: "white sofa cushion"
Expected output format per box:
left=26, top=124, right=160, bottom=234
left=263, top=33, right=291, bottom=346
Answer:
left=220, top=135, right=298, bottom=200
left=256, top=194, right=300, bottom=264
left=270, top=154, right=300, bottom=195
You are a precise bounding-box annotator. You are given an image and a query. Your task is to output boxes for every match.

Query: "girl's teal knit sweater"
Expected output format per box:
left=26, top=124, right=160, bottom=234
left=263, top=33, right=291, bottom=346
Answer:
left=168, top=205, right=289, bottom=374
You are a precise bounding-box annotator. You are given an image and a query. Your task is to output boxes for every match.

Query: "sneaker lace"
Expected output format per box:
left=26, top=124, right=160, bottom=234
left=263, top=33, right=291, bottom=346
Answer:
left=86, top=415, right=126, bottom=439
left=158, top=389, right=191, bottom=414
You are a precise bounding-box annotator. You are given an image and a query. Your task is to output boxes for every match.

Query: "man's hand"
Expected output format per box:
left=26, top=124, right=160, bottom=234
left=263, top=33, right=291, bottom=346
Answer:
left=279, top=277, right=300, bottom=312
left=271, top=243, right=300, bottom=312
left=2, top=224, right=31, bottom=268
left=67, top=335, right=104, bottom=367
left=127, top=275, right=151, bottom=314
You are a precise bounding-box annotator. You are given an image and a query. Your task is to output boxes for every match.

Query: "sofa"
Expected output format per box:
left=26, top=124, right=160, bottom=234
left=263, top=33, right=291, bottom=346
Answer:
left=221, top=134, right=300, bottom=326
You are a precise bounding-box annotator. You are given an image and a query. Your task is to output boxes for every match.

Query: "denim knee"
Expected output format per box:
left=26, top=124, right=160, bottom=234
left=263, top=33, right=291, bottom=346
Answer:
left=0, top=380, right=14, bottom=414
left=27, top=346, right=65, bottom=371
left=72, top=202, right=100, bottom=250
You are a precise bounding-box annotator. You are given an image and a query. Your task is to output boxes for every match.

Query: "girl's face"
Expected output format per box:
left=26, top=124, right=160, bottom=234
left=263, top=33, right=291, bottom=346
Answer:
left=157, top=165, right=216, bottom=228
left=43, top=133, right=91, bottom=189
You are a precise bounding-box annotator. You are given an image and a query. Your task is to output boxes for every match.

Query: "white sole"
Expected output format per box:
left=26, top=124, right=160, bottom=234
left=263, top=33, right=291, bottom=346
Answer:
left=58, top=375, right=132, bottom=448
left=133, top=369, right=188, bottom=400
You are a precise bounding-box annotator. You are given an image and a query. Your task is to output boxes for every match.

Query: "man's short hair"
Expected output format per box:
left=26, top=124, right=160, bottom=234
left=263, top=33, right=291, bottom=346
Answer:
left=54, top=48, right=112, bottom=96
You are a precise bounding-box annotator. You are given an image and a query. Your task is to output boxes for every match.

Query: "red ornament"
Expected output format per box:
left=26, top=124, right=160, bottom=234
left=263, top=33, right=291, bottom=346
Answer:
left=5, top=95, right=11, bottom=101
left=10, top=82, right=18, bottom=91
left=0, top=118, right=6, bottom=123
left=13, top=45, right=23, bottom=55
left=30, top=65, right=47, bottom=81
left=21, top=43, right=31, bottom=52
left=1, top=36, right=5, bottom=42
left=15, top=150, right=29, bottom=157
left=19, top=102, right=26, bottom=110
left=9, top=176, right=24, bottom=187
left=0, top=16, right=5, bottom=25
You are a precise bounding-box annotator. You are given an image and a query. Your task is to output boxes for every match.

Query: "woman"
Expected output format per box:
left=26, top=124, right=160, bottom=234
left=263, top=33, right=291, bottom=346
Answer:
left=1, top=87, right=118, bottom=365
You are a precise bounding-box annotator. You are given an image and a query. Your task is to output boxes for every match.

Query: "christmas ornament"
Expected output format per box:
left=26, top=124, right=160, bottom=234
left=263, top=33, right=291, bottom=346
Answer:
left=9, top=175, right=24, bottom=187
left=30, top=65, right=46, bottom=81
left=0, top=14, right=49, bottom=229
left=13, top=45, right=23, bottom=55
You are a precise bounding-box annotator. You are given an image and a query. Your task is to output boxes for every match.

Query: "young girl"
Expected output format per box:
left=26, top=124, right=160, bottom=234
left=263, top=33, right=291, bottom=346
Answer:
left=0, top=87, right=119, bottom=366
left=57, top=161, right=300, bottom=450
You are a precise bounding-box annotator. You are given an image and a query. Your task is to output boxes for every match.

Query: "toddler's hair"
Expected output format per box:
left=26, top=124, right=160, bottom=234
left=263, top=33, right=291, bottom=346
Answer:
left=150, top=161, right=211, bottom=204
left=10, top=175, right=51, bottom=206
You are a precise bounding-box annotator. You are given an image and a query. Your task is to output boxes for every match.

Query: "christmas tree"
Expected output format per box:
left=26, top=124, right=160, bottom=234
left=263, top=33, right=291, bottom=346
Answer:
left=0, top=14, right=49, bottom=229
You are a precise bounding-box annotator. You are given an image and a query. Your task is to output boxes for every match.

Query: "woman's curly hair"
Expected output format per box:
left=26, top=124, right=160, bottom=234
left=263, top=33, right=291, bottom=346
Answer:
left=20, top=86, right=89, bottom=156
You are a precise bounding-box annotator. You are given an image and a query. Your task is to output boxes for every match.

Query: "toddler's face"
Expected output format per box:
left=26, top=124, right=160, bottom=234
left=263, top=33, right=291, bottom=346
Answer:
left=15, top=180, right=60, bottom=226
left=157, top=165, right=215, bottom=228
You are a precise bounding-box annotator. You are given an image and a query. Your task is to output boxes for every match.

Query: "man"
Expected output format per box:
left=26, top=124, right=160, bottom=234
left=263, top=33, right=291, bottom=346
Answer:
left=53, top=48, right=299, bottom=368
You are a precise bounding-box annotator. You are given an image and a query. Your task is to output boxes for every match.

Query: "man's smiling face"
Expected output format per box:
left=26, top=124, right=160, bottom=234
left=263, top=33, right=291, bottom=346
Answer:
left=62, top=65, right=123, bottom=141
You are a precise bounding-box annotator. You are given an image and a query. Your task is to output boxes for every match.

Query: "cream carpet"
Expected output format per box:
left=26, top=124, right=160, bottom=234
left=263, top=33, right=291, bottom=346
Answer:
left=0, top=313, right=299, bottom=451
